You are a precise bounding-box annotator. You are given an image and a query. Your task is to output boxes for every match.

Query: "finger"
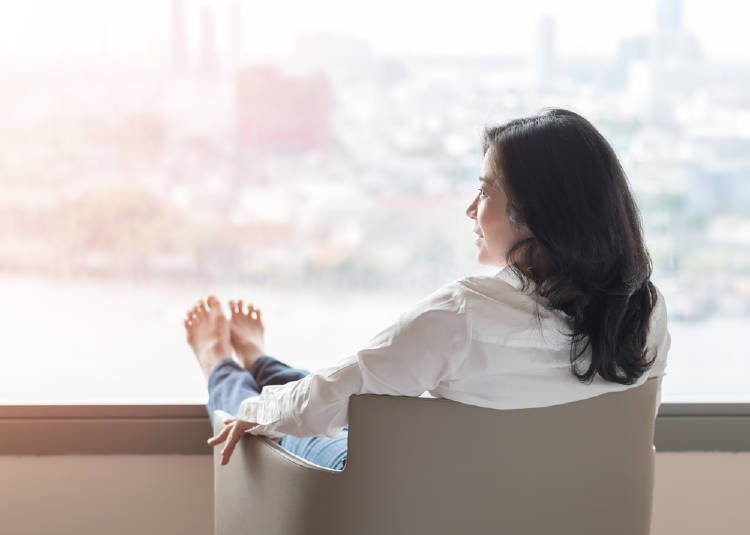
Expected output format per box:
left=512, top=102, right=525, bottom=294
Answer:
left=207, top=425, right=231, bottom=446
left=207, top=423, right=233, bottom=446
left=221, top=426, right=242, bottom=466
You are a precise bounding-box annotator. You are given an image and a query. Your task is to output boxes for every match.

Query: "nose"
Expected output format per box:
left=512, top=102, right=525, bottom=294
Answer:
left=466, top=194, right=478, bottom=219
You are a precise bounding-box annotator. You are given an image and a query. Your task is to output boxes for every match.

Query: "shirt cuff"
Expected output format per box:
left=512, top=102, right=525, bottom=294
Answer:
left=246, top=424, right=285, bottom=440
left=237, top=394, right=285, bottom=439
left=237, top=395, right=280, bottom=425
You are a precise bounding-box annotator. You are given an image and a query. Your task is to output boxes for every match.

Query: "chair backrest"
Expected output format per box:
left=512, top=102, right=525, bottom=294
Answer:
left=214, top=376, right=660, bottom=535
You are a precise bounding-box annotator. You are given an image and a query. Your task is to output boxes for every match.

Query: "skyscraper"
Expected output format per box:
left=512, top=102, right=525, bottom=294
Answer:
left=171, top=0, right=188, bottom=72
left=236, top=66, right=332, bottom=152
left=531, top=16, right=557, bottom=92
left=656, top=0, right=683, bottom=35
left=228, top=1, right=244, bottom=72
left=200, top=5, right=217, bottom=73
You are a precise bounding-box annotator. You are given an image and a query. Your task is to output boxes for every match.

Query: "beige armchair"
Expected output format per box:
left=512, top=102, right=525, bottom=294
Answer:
left=212, top=376, right=660, bottom=535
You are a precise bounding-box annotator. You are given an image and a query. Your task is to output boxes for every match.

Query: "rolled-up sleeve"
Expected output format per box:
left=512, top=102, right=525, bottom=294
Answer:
left=236, top=281, right=471, bottom=439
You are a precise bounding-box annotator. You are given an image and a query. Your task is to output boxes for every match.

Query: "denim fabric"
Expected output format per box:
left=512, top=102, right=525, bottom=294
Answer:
left=206, top=355, right=348, bottom=471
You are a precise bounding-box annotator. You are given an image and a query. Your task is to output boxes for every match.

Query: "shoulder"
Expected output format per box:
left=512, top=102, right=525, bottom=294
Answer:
left=455, top=270, right=554, bottom=317
left=456, top=273, right=518, bottom=298
left=647, top=283, right=669, bottom=340
left=647, top=283, right=671, bottom=377
left=651, top=284, right=668, bottom=322
left=410, top=277, right=469, bottom=315
left=390, top=278, right=471, bottom=342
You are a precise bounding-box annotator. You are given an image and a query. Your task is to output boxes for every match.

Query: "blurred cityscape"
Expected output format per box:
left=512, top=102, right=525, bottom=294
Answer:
left=0, top=0, right=748, bottom=401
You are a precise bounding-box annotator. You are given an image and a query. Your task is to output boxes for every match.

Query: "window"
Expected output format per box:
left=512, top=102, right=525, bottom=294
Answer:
left=1, top=0, right=748, bottom=405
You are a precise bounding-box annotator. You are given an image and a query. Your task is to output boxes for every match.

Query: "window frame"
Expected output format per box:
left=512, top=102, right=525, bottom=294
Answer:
left=0, top=402, right=747, bottom=454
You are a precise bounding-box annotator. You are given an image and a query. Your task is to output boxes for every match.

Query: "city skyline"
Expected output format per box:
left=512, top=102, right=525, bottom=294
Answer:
left=0, top=0, right=748, bottom=403
left=0, top=0, right=748, bottom=65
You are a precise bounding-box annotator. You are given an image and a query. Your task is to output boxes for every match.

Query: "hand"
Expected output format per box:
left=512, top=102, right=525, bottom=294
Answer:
left=207, top=416, right=259, bottom=466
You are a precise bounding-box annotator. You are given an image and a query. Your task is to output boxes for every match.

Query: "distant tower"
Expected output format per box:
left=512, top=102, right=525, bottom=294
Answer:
left=171, top=0, right=188, bottom=72
left=200, top=5, right=217, bottom=73
left=649, top=0, right=685, bottom=124
left=656, top=0, right=683, bottom=35
left=532, top=16, right=557, bottom=92
left=236, top=66, right=333, bottom=152
left=228, top=1, right=244, bottom=71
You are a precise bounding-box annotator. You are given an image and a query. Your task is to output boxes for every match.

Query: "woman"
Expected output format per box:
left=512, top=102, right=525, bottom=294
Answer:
left=186, top=107, right=670, bottom=469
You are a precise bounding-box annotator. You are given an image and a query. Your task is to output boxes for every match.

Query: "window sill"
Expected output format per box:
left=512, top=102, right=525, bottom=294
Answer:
left=0, top=402, right=748, bottom=454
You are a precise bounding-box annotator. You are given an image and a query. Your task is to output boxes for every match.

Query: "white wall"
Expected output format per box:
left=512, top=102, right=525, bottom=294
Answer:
left=0, top=452, right=747, bottom=535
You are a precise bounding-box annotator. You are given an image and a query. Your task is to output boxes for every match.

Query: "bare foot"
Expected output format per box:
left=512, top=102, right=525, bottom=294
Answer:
left=228, top=299, right=266, bottom=371
left=184, top=295, right=232, bottom=380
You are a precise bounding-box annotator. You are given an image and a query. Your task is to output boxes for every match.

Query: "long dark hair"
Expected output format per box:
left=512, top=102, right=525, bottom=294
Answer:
left=482, top=108, right=658, bottom=385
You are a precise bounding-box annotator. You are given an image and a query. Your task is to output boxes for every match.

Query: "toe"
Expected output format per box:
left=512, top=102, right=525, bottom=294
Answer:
left=207, top=295, right=220, bottom=309
left=199, top=301, right=208, bottom=316
left=229, top=300, right=236, bottom=315
left=237, top=300, right=244, bottom=314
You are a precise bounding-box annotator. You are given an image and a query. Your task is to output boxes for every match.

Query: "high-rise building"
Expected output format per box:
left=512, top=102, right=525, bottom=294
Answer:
left=236, top=66, right=332, bottom=151
left=531, top=16, right=557, bottom=92
left=656, top=0, right=683, bottom=35
left=171, top=0, right=188, bottom=72
left=200, top=5, right=217, bottom=72
left=228, top=1, right=244, bottom=71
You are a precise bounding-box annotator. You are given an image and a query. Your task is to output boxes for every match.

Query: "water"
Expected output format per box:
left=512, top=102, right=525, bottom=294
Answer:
left=1, top=274, right=747, bottom=404
left=0, top=273, right=424, bottom=404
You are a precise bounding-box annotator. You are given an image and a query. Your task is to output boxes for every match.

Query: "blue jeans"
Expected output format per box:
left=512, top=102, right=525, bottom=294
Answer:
left=206, top=355, right=348, bottom=471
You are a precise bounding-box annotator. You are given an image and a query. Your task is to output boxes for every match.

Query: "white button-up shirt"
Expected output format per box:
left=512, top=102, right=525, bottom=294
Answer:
left=237, top=265, right=670, bottom=439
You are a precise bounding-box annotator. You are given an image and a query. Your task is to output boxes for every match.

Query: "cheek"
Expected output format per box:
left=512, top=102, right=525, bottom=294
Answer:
left=479, top=203, right=515, bottom=247
left=478, top=202, right=504, bottom=234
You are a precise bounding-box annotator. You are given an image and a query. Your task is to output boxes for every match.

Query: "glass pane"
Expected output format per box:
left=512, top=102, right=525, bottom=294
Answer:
left=1, top=0, right=748, bottom=404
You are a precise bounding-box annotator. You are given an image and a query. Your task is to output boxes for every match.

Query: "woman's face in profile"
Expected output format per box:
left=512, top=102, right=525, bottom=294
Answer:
left=466, top=147, right=531, bottom=266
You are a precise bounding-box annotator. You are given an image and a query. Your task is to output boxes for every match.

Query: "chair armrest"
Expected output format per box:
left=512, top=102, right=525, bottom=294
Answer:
left=212, top=410, right=345, bottom=535
left=211, top=409, right=340, bottom=473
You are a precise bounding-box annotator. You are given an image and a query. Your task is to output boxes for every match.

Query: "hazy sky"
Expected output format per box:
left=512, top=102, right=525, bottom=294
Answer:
left=0, top=0, right=747, bottom=63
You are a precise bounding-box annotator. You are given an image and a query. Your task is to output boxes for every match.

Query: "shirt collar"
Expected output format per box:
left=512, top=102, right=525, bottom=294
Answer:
left=494, top=264, right=533, bottom=292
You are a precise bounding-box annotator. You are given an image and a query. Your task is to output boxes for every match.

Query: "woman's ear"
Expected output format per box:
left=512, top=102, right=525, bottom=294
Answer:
left=507, top=205, right=528, bottom=232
